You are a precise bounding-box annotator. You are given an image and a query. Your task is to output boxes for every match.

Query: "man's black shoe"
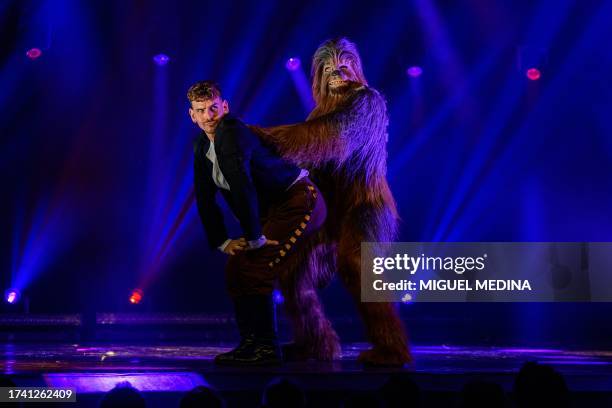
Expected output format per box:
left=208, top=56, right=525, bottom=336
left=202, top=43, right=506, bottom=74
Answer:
left=215, top=294, right=282, bottom=366
left=214, top=334, right=256, bottom=365
left=222, top=340, right=281, bottom=366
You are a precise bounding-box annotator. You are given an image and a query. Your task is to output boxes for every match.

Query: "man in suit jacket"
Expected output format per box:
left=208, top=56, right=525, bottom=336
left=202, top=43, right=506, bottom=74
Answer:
left=188, top=81, right=326, bottom=365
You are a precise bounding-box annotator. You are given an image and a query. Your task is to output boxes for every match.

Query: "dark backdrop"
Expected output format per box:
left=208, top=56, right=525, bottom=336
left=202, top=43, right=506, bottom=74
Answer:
left=1, top=0, right=611, bottom=346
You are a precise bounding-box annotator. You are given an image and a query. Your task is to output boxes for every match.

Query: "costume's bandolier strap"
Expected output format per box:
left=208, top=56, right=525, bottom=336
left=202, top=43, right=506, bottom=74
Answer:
left=268, top=185, right=317, bottom=269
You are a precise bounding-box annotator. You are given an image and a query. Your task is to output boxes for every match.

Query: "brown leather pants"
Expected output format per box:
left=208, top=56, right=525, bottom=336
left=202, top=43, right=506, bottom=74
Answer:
left=225, top=177, right=326, bottom=298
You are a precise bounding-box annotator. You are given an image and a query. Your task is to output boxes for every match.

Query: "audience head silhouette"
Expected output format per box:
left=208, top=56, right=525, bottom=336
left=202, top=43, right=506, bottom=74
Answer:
left=99, top=382, right=145, bottom=408
left=180, top=385, right=225, bottom=408
left=461, top=380, right=505, bottom=408
left=379, top=373, right=421, bottom=408
left=261, top=377, right=306, bottom=408
left=514, top=361, right=569, bottom=408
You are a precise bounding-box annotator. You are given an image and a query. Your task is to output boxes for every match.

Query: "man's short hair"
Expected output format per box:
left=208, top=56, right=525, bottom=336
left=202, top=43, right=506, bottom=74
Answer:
left=187, top=81, right=222, bottom=103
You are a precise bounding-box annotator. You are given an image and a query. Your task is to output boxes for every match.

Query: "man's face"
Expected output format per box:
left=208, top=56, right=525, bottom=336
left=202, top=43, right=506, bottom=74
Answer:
left=189, top=96, right=229, bottom=135
left=323, top=56, right=358, bottom=94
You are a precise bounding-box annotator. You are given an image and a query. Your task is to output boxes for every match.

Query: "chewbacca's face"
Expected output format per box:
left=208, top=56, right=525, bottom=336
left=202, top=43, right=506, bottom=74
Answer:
left=311, top=38, right=367, bottom=105
left=322, top=56, right=359, bottom=94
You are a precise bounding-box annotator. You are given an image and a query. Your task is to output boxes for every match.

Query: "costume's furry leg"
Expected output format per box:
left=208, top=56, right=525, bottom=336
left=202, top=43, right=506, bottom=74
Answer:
left=337, top=236, right=412, bottom=366
left=279, top=240, right=340, bottom=361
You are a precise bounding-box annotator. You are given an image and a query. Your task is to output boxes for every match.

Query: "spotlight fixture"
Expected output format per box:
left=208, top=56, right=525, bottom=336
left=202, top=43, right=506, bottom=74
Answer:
left=26, top=48, right=42, bottom=60
left=285, top=57, right=301, bottom=71
left=526, top=67, right=541, bottom=81
left=517, top=46, right=547, bottom=80
left=406, top=66, right=423, bottom=78
left=152, top=54, right=170, bottom=66
left=272, top=289, right=284, bottom=305
left=5, top=288, right=21, bottom=304
left=129, top=289, right=143, bottom=304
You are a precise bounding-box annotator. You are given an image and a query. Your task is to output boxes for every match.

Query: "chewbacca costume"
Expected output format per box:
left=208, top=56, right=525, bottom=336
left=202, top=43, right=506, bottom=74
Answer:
left=253, top=38, right=411, bottom=366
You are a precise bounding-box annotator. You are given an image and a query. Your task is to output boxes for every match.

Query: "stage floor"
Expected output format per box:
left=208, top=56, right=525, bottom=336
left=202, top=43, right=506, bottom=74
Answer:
left=3, top=343, right=612, bottom=393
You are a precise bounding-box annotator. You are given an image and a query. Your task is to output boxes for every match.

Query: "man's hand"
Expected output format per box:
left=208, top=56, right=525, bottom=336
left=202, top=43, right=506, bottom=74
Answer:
left=223, top=238, right=247, bottom=255
left=263, top=238, right=279, bottom=246
left=246, top=235, right=279, bottom=250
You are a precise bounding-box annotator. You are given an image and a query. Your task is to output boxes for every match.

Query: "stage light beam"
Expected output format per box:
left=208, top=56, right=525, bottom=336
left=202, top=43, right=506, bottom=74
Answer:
left=285, top=56, right=314, bottom=112
left=272, top=289, right=284, bottom=305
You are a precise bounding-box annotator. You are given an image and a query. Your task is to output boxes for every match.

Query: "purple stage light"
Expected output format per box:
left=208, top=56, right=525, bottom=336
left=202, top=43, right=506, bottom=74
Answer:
left=153, top=54, right=170, bottom=66
left=5, top=289, right=20, bottom=304
left=26, top=48, right=42, bottom=60
left=272, top=289, right=284, bottom=304
left=406, top=66, right=423, bottom=78
left=286, top=57, right=315, bottom=110
left=526, top=67, right=541, bottom=81
left=285, top=57, right=301, bottom=71
left=45, top=372, right=208, bottom=393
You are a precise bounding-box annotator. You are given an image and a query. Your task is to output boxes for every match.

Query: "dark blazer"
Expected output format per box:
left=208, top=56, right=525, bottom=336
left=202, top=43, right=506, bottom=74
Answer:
left=193, top=115, right=301, bottom=249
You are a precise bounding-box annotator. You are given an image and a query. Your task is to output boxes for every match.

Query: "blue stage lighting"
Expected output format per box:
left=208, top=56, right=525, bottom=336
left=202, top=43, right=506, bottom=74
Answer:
left=285, top=57, right=301, bottom=71
left=406, top=66, right=423, bottom=78
left=272, top=289, right=284, bottom=304
left=153, top=54, right=170, bottom=66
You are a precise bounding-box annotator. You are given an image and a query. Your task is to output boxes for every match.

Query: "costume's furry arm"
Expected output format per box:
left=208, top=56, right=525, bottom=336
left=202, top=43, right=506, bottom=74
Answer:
left=252, top=87, right=388, bottom=167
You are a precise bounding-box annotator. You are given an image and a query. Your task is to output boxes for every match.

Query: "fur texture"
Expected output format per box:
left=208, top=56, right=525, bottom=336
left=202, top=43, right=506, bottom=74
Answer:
left=254, top=38, right=411, bottom=365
